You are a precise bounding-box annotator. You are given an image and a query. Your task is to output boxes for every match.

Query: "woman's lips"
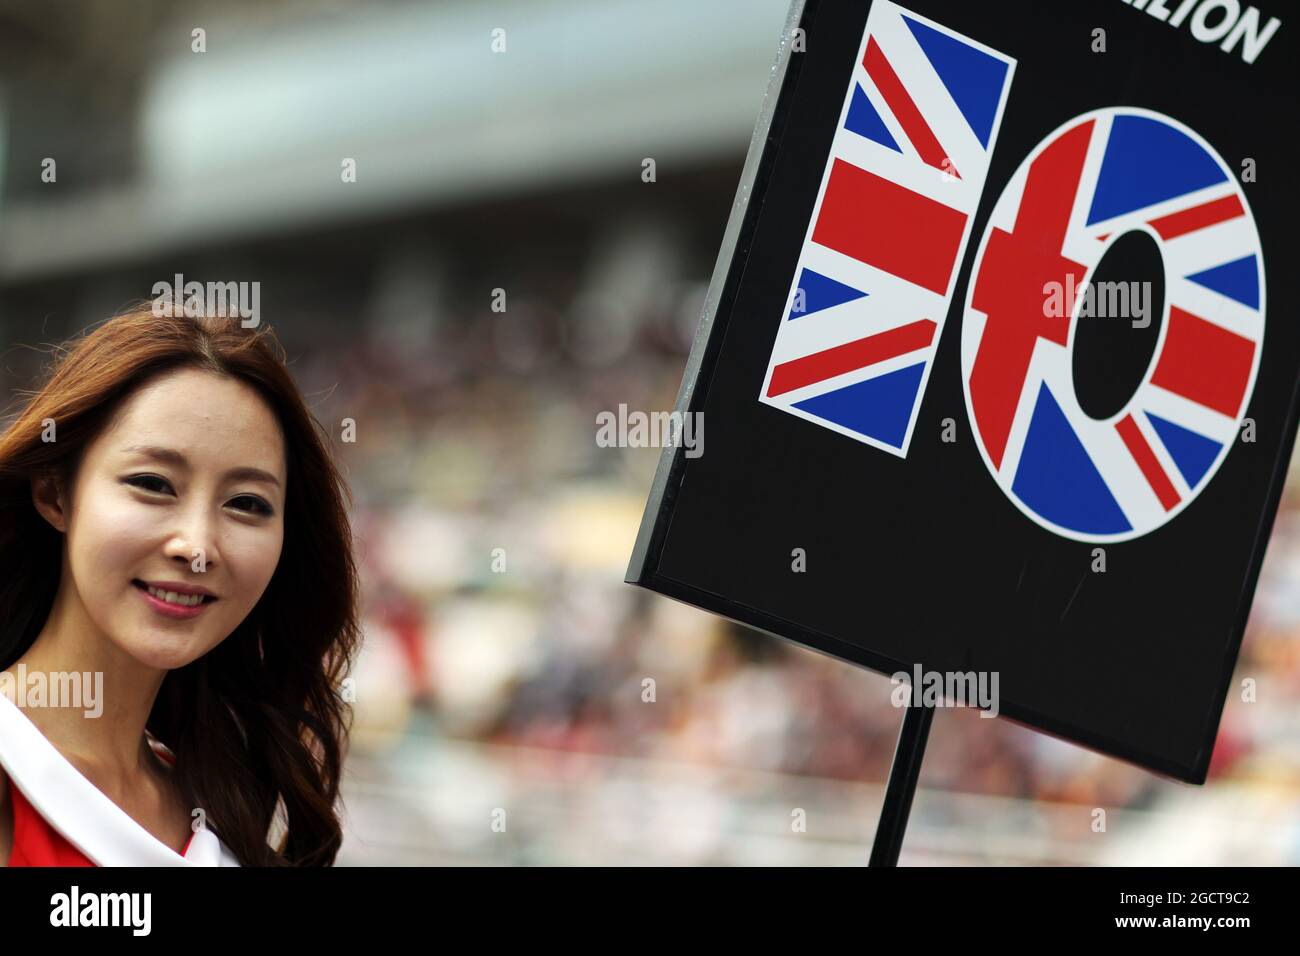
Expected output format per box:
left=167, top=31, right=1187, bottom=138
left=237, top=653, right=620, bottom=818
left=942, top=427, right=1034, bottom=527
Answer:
left=131, top=580, right=215, bottom=620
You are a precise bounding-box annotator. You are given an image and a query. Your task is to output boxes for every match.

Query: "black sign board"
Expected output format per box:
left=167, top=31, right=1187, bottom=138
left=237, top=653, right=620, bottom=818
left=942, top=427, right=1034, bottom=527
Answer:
left=627, top=0, right=1298, bottom=783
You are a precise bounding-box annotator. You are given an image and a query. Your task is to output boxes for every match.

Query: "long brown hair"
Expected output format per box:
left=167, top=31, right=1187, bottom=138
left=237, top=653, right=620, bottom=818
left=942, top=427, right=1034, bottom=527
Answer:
left=0, top=302, right=359, bottom=866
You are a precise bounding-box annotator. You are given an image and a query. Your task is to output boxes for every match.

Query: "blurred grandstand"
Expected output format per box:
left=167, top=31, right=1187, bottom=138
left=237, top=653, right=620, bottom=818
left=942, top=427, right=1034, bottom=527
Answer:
left=0, top=0, right=1296, bottom=865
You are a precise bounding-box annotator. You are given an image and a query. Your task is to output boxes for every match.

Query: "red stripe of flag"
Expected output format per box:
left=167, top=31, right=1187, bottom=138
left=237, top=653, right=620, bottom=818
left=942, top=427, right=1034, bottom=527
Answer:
left=863, top=37, right=958, bottom=178
left=766, top=319, right=936, bottom=397
left=1147, top=195, right=1244, bottom=240
left=1115, top=414, right=1180, bottom=511
left=812, top=159, right=967, bottom=295
left=1150, top=306, right=1255, bottom=418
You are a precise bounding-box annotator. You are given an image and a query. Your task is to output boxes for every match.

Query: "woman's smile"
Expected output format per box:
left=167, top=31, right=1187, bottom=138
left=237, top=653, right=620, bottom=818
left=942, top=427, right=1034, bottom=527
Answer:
left=131, top=580, right=219, bottom=619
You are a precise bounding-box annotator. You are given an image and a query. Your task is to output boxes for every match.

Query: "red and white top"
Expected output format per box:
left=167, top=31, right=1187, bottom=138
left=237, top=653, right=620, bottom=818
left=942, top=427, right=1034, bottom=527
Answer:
left=0, top=691, right=240, bottom=866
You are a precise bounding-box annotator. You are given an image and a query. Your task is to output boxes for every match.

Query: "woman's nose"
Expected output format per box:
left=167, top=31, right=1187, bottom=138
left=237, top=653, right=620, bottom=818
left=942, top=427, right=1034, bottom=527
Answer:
left=163, top=518, right=218, bottom=572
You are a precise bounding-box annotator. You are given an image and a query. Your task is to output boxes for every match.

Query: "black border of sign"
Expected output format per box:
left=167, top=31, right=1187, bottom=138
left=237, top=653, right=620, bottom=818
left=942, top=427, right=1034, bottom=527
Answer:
left=624, top=0, right=1300, bottom=786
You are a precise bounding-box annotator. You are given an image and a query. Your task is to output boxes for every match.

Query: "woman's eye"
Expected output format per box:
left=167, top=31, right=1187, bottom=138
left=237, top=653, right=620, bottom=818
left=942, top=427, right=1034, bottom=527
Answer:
left=229, top=495, right=273, bottom=517
left=126, top=475, right=173, bottom=494
left=126, top=477, right=271, bottom=517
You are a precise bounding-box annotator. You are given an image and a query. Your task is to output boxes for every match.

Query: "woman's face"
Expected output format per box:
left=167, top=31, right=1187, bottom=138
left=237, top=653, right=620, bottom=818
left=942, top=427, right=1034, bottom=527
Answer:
left=38, top=367, right=287, bottom=671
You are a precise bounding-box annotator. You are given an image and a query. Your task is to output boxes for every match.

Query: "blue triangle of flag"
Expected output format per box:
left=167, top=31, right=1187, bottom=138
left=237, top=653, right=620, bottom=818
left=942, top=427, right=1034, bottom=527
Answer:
left=1012, top=384, right=1131, bottom=535
left=1186, top=255, right=1259, bottom=309
left=787, top=268, right=868, bottom=320
left=902, top=15, right=1009, bottom=149
left=792, top=362, right=924, bottom=449
left=1087, top=115, right=1227, bottom=225
left=1145, top=412, right=1223, bottom=489
left=845, top=83, right=901, bottom=152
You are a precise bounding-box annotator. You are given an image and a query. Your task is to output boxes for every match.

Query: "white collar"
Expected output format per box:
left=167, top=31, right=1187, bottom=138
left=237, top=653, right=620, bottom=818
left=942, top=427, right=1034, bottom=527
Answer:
left=0, top=691, right=241, bottom=866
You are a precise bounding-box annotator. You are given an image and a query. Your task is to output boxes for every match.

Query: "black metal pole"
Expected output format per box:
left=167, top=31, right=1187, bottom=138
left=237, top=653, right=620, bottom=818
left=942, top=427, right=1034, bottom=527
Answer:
left=868, top=699, right=934, bottom=866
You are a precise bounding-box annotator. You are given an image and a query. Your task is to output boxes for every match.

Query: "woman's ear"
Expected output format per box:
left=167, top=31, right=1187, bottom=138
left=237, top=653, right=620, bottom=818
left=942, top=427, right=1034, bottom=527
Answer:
left=31, top=472, right=69, bottom=533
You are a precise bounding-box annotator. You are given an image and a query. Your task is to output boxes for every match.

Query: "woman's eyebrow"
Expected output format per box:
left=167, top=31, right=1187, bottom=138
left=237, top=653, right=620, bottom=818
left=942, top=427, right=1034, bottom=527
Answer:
left=120, top=444, right=281, bottom=488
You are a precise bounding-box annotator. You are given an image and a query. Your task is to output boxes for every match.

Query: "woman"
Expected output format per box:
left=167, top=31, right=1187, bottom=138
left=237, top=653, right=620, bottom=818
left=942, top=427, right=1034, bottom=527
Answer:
left=0, top=301, right=359, bottom=866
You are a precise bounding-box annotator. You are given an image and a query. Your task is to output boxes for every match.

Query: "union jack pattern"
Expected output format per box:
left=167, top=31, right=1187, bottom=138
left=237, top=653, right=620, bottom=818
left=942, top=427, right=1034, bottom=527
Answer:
left=759, top=0, right=1015, bottom=456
